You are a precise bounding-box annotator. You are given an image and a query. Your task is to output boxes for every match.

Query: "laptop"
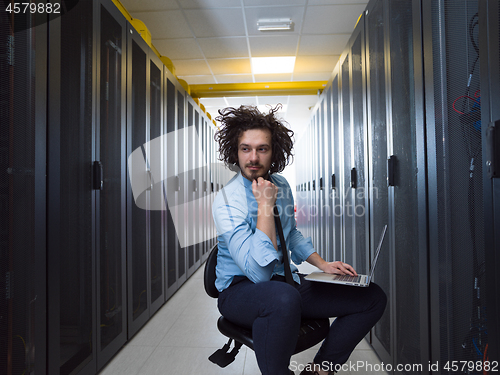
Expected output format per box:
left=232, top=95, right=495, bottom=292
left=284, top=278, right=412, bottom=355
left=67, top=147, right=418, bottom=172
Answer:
left=304, top=225, right=387, bottom=287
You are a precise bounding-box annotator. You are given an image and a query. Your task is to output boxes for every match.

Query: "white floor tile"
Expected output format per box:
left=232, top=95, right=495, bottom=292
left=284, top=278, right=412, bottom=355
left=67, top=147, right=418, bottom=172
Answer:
left=138, top=346, right=246, bottom=375
left=99, top=345, right=156, bottom=375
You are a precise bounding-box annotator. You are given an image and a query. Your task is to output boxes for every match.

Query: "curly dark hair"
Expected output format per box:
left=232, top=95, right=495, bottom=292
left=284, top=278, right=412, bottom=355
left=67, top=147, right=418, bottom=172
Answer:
left=214, top=105, right=294, bottom=174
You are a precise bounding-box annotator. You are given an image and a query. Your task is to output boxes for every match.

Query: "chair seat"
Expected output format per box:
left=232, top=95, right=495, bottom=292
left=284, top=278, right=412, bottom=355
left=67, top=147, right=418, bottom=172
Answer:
left=217, top=315, right=330, bottom=353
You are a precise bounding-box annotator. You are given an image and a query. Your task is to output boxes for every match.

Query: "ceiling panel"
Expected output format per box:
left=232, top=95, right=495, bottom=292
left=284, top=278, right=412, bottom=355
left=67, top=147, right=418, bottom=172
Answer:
left=198, top=96, right=228, bottom=108
left=180, top=0, right=242, bottom=8
left=298, top=34, right=350, bottom=55
left=197, top=37, right=249, bottom=59
left=184, top=8, right=246, bottom=37
left=134, top=10, right=193, bottom=39
left=307, top=0, right=367, bottom=5
left=294, top=55, right=336, bottom=73
left=224, top=97, right=259, bottom=107
left=256, top=96, right=290, bottom=106
left=248, top=35, right=299, bottom=57
left=172, top=59, right=212, bottom=75
left=302, top=4, right=366, bottom=34
left=153, top=38, right=204, bottom=60
left=254, top=73, right=293, bottom=82
left=207, top=58, right=252, bottom=75
left=119, top=0, right=179, bottom=12
left=243, top=0, right=306, bottom=6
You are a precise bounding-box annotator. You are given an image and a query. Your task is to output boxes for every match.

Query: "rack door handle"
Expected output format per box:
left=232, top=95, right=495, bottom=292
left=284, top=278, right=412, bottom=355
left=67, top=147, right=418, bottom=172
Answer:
left=93, top=161, right=103, bottom=190
left=387, top=155, right=396, bottom=187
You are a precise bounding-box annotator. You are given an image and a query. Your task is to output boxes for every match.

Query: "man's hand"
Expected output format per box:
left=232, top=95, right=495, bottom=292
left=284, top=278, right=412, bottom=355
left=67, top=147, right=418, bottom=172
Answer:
left=252, top=177, right=278, bottom=208
left=320, top=261, right=358, bottom=277
left=306, top=253, right=358, bottom=277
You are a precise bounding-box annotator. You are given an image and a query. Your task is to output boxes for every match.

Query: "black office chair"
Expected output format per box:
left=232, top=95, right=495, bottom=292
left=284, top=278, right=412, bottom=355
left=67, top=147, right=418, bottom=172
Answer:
left=204, top=244, right=330, bottom=368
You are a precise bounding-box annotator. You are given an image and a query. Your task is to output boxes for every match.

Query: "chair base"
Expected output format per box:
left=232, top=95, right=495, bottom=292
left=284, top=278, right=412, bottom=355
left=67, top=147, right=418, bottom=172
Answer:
left=209, top=315, right=331, bottom=368
left=208, top=338, right=243, bottom=368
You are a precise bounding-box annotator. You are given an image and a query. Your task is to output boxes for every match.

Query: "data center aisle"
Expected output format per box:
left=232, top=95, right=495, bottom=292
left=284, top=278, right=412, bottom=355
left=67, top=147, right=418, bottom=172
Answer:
left=99, top=263, right=388, bottom=375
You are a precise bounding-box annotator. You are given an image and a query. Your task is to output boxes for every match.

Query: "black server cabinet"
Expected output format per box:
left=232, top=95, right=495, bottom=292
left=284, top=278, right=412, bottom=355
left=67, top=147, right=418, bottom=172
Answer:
left=186, top=98, right=202, bottom=277
left=423, top=0, right=488, bottom=370
left=177, top=87, right=187, bottom=287
left=47, top=0, right=96, bottom=374
left=365, top=0, right=391, bottom=363
left=164, top=72, right=179, bottom=300
left=479, top=0, right=500, bottom=363
left=95, top=0, right=128, bottom=369
left=330, top=71, right=342, bottom=264
left=350, top=16, right=369, bottom=275
left=126, top=23, right=149, bottom=338
left=323, top=92, right=333, bottom=262
left=148, top=52, right=165, bottom=315
left=319, top=101, right=327, bottom=261
left=126, top=23, right=165, bottom=337
left=0, top=8, right=47, bottom=375
left=387, top=1, right=429, bottom=373
left=339, top=49, right=352, bottom=265
left=315, top=111, right=323, bottom=259
left=204, top=117, right=212, bottom=261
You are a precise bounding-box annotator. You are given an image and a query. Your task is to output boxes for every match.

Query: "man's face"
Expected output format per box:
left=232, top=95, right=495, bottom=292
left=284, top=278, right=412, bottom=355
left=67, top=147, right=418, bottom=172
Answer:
left=237, top=128, right=273, bottom=181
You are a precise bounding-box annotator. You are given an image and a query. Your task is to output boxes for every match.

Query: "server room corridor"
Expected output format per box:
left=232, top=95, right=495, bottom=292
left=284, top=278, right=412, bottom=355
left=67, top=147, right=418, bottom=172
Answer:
left=98, top=263, right=388, bottom=375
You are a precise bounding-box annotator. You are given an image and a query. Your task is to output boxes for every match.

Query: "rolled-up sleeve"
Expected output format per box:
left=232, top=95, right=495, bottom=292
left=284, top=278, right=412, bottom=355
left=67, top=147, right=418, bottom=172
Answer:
left=288, top=226, right=315, bottom=265
left=213, top=197, right=279, bottom=284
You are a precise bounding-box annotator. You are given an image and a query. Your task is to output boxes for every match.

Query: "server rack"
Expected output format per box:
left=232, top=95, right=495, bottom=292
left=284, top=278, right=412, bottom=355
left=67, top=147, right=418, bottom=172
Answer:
left=95, top=0, right=128, bottom=368
left=164, top=70, right=179, bottom=300
left=47, top=1, right=97, bottom=373
left=386, top=1, right=429, bottom=372
left=0, top=7, right=48, bottom=375
left=330, top=69, right=342, bottom=264
left=365, top=0, right=392, bottom=364
left=350, top=15, right=369, bottom=275
left=423, top=0, right=489, bottom=371
left=149, top=52, right=166, bottom=315
left=126, top=21, right=151, bottom=338
left=339, top=39, right=352, bottom=265
left=322, top=94, right=333, bottom=262
left=177, top=85, right=188, bottom=288
left=479, top=0, right=500, bottom=363
left=186, top=97, right=203, bottom=277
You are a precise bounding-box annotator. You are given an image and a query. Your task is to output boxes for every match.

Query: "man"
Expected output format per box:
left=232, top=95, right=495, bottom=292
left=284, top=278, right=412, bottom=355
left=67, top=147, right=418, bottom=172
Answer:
left=212, top=105, right=386, bottom=375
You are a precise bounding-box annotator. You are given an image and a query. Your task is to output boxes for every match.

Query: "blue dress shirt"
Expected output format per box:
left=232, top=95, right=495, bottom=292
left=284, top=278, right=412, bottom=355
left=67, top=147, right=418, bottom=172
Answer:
left=212, top=171, right=315, bottom=292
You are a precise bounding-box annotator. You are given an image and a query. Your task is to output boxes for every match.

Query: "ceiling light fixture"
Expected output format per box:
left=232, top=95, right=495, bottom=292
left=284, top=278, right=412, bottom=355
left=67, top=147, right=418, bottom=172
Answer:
left=257, top=18, right=293, bottom=31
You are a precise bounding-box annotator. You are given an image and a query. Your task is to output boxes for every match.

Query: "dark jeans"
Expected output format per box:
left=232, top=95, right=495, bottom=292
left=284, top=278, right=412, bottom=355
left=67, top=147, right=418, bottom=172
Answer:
left=217, top=274, right=387, bottom=375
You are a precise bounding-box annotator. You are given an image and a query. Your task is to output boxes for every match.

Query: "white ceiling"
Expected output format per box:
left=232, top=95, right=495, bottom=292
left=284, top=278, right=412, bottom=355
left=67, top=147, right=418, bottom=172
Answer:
left=119, top=0, right=368, bottom=184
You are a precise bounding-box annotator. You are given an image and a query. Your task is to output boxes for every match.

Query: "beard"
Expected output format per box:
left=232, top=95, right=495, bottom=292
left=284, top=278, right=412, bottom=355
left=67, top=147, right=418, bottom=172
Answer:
left=240, top=163, right=269, bottom=181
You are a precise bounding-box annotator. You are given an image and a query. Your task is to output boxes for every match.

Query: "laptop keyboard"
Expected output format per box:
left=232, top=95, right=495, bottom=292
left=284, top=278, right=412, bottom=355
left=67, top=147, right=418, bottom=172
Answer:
left=336, top=275, right=362, bottom=283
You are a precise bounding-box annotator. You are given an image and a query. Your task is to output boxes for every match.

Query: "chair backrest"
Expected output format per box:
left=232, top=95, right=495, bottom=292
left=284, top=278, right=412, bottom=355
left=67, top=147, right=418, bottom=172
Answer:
left=204, top=244, right=220, bottom=298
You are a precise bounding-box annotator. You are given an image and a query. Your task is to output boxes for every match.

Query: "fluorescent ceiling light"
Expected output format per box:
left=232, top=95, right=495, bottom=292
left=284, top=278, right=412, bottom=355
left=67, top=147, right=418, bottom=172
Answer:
left=257, top=18, right=293, bottom=31
left=251, top=56, right=296, bottom=74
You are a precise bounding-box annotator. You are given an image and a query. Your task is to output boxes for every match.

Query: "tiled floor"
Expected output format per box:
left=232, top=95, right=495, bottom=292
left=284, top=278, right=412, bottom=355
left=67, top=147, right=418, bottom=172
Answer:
left=99, top=262, right=388, bottom=375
